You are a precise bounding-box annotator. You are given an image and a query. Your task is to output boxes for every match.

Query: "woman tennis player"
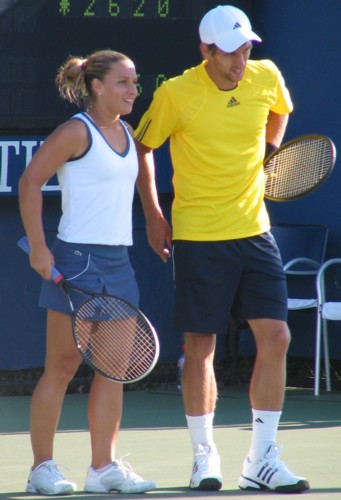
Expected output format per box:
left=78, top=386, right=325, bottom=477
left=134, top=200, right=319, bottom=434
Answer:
left=18, top=50, right=156, bottom=495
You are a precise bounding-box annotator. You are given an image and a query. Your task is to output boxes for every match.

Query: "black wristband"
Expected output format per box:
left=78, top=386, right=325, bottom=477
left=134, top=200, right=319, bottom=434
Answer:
left=265, top=142, right=277, bottom=159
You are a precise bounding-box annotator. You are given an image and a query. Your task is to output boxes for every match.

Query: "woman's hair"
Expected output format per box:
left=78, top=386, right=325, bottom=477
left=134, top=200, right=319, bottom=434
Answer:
left=55, top=49, right=131, bottom=108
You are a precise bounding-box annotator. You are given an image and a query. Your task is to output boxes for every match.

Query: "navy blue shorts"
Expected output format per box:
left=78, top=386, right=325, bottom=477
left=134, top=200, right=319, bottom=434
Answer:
left=39, top=239, right=139, bottom=314
left=172, top=232, right=288, bottom=335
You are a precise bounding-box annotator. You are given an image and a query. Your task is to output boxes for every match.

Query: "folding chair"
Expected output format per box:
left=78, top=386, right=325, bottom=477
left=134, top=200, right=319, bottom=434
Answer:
left=271, top=224, right=329, bottom=392
left=315, top=258, right=341, bottom=396
left=271, top=224, right=329, bottom=307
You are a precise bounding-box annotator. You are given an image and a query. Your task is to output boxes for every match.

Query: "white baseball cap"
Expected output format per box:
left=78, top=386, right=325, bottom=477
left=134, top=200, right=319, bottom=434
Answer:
left=199, top=5, right=262, bottom=53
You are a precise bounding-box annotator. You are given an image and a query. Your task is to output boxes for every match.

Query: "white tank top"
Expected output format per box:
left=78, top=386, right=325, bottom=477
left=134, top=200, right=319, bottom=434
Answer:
left=57, top=113, right=138, bottom=245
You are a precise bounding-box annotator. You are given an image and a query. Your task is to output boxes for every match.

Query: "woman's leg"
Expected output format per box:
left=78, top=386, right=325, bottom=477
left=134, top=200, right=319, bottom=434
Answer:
left=88, top=373, right=123, bottom=468
left=30, top=310, right=82, bottom=468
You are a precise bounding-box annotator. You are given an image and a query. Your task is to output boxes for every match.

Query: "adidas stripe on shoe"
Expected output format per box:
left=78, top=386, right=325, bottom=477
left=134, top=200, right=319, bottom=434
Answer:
left=189, top=444, right=222, bottom=491
left=238, top=445, right=310, bottom=493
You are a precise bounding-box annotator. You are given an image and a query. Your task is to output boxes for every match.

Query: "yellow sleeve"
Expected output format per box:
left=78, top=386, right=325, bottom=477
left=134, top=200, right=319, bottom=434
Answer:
left=270, top=66, right=293, bottom=115
left=134, top=81, right=181, bottom=149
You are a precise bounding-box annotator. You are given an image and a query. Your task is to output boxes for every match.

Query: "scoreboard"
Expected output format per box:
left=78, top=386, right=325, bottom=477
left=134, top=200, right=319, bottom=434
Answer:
left=0, top=0, right=252, bottom=131
left=0, top=0, right=252, bottom=194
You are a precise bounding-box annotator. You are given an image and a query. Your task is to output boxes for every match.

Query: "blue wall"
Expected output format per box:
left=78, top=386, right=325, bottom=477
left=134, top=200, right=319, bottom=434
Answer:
left=252, top=0, right=341, bottom=360
left=252, top=0, right=341, bottom=255
left=1, top=0, right=341, bottom=369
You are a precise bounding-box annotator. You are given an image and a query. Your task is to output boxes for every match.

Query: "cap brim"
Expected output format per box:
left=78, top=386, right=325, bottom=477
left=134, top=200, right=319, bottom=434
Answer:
left=215, top=30, right=262, bottom=53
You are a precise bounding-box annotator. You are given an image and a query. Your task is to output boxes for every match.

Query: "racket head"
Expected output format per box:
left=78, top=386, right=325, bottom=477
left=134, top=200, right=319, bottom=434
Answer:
left=72, top=293, right=160, bottom=384
left=264, top=134, right=337, bottom=202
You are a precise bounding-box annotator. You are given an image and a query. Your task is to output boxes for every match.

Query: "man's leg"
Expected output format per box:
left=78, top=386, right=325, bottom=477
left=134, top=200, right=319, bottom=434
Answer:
left=249, top=319, right=289, bottom=409
left=238, top=317, right=310, bottom=493
left=183, top=332, right=222, bottom=491
left=182, top=332, right=217, bottom=416
left=248, top=318, right=289, bottom=458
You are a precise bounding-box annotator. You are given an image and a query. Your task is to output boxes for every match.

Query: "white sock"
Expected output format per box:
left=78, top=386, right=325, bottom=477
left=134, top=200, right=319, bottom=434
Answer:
left=186, top=413, right=215, bottom=452
left=249, top=409, right=282, bottom=462
left=92, top=463, right=113, bottom=473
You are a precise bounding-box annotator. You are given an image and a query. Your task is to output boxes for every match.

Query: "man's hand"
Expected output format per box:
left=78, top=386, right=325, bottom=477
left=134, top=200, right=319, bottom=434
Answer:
left=146, top=214, right=172, bottom=263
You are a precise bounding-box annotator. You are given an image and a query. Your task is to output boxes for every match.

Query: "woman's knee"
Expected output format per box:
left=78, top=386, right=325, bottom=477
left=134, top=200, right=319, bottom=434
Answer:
left=45, top=355, right=81, bottom=384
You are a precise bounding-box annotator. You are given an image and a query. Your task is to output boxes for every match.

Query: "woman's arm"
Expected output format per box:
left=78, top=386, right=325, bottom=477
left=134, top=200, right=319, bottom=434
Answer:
left=18, top=119, right=88, bottom=279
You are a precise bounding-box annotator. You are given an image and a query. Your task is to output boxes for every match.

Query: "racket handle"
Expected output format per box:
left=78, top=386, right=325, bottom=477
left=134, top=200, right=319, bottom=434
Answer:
left=17, top=236, right=64, bottom=284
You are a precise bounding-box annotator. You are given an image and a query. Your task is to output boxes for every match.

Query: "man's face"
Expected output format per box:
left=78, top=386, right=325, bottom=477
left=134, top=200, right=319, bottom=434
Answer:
left=203, top=42, right=253, bottom=90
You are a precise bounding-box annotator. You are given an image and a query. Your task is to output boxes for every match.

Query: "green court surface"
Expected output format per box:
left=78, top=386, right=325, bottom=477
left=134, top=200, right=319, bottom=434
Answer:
left=1, top=386, right=341, bottom=499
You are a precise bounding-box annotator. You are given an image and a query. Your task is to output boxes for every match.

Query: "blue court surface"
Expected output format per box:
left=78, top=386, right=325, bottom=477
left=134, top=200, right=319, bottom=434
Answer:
left=1, top=386, right=341, bottom=499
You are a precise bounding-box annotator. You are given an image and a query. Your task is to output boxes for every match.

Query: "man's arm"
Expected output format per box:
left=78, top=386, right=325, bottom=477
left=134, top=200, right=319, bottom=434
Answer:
left=265, top=111, right=289, bottom=155
left=135, top=140, right=172, bottom=263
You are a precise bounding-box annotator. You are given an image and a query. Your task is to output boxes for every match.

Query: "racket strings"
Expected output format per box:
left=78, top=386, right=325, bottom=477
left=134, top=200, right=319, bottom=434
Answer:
left=74, top=296, right=157, bottom=382
left=77, top=315, right=155, bottom=379
left=264, top=138, right=334, bottom=199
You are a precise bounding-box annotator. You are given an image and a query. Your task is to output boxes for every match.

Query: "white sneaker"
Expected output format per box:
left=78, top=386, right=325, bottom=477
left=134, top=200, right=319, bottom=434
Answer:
left=238, top=445, right=310, bottom=493
left=189, top=444, right=222, bottom=491
left=84, top=458, right=156, bottom=493
left=26, top=460, right=77, bottom=495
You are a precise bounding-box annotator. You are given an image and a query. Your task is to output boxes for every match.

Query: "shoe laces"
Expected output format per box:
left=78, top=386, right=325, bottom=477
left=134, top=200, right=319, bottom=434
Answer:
left=114, top=455, right=142, bottom=481
left=39, top=461, right=69, bottom=482
left=264, top=445, right=288, bottom=471
left=195, top=444, right=212, bottom=457
left=193, top=444, right=218, bottom=470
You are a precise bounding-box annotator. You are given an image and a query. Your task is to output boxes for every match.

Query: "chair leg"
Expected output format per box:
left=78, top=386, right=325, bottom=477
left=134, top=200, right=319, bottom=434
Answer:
left=322, top=319, right=332, bottom=391
left=314, top=313, right=322, bottom=396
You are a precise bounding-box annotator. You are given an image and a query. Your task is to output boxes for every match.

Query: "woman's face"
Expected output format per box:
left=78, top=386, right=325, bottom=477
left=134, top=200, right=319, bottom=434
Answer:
left=95, top=59, right=138, bottom=116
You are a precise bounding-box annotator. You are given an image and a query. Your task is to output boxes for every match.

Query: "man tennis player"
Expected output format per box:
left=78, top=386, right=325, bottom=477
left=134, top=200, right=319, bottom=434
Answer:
left=135, top=4, right=310, bottom=494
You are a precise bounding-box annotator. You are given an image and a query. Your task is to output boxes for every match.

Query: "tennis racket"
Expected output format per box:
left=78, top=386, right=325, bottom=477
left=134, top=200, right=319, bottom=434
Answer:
left=17, top=236, right=160, bottom=384
left=264, top=134, right=336, bottom=201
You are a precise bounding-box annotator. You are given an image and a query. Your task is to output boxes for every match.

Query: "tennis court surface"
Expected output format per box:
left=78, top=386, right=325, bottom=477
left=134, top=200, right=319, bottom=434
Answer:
left=1, top=386, right=341, bottom=499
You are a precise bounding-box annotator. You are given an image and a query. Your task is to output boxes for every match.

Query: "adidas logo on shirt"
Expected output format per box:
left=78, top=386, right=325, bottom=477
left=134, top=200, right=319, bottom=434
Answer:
left=227, top=96, right=240, bottom=108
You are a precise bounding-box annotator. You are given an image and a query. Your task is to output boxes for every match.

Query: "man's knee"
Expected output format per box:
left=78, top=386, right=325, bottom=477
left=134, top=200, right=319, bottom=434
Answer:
left=250, top=319, right=291, bottom=356
left=185, top=332, right=216, bottom=363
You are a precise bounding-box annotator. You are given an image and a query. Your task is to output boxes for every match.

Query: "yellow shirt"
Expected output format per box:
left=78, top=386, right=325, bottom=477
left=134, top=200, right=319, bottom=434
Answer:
left=135, top=59, right=293, bottom=240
